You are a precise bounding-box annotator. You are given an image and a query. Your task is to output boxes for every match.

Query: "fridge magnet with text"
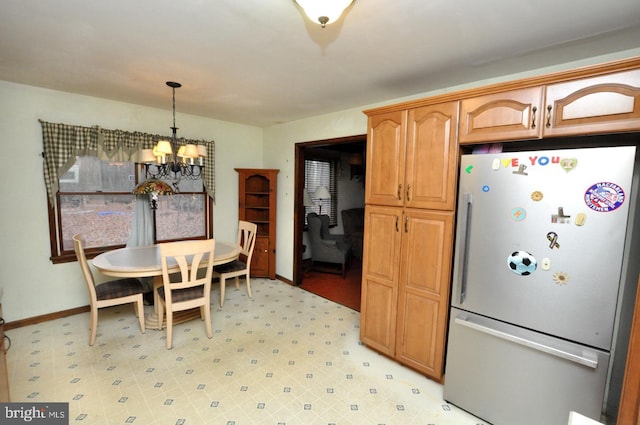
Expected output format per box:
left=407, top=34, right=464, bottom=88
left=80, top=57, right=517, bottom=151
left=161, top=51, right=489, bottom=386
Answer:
left=546, top=232, right=560, bottom=249
left=552, top=271, right=569, bottom=285
left=584, top=182, right=625, bottom=212
left=511, top=207, right=526, bottom=221
left=574, top=212, right=587, bottom=226
left=531, top=191, right=543, bottom=201
left=507, top=251, right=537, bottom=276
left=551, top=207, right=571, bottom=224
left=559, top=158, right=578, bottom=172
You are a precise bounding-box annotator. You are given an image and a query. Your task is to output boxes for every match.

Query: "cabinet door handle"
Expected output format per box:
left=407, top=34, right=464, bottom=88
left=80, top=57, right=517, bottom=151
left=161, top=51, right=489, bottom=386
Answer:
left=406, top=184, right=412, bottom=202
left=531, top=106, right=537, bottom=129
left=546, top=104, right=552, bottom=128
left=404, top=216, right=409, bottom=233
left=395, top=216, right=399, bottom=232
left=397, top=184, right=402, bottom=201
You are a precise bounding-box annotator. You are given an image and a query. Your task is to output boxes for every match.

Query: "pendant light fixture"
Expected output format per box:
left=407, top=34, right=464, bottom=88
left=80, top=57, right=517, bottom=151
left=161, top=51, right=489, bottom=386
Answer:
left=136, top=81, right=206, bottom=181
left=294, top=0, right=354, bottom=28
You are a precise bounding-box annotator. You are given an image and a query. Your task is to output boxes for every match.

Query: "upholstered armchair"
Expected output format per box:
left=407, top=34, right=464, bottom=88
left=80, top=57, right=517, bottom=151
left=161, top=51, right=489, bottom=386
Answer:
left=341, top=208, right=364, bottom=259
left=307, top=213, right=351, bottom=276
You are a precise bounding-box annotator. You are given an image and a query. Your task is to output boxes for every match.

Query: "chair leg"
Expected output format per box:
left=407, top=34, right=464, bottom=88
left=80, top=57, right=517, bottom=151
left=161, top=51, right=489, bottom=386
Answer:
left=245, top=272, right=252, bottom=298
left=203, top=305, right=213, bottom=339
left=220, top=276, right=226, bottom=307
left=89, top=307, right=98, bottom=346
left=135, top=296, right=146, bottom=334
left=166, top=310, right=173, bottom=350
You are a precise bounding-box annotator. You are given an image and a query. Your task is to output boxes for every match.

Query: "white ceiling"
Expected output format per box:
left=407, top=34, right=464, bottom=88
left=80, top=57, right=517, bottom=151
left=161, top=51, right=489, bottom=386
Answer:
left=1, top=0, right=639, bottom=127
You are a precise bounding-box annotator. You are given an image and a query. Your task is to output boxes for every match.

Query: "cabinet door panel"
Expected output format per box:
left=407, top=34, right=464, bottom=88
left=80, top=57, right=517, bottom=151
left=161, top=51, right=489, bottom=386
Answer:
left=360, top=205, right=402, bottom=355
left=406, top=102, right=458, bottom=210
left=360, top=277, right=397, bottom=356
left=366, top=111, right=407, bottom=206
left=396, top=293, right=440, bottom=375
left=395, top=210, right=454, bottom=380
left=544, top=69, right=640, bottom=137
left=459, top=87, right=543, bottom=144
left=250, top=236, right=269, bottom=277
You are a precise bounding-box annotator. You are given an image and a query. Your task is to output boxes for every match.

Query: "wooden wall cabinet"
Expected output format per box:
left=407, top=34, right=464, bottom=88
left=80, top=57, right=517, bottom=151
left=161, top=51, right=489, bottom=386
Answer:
left=458, top=86, right=543, bottom=144
left=544, top=68, right=640, bottom=137
left=365, top=110, right=407, bottom=207
left=236, top=168, right=279, bottom=279
left=366, top=103, right=459, bottom=210
left=458, top=68, right=640, bottom=145
left=361, top=101, right=458, bottom=382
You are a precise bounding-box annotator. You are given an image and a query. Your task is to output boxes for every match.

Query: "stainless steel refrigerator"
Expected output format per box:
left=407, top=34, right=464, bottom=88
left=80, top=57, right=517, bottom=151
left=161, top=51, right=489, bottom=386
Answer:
left=443, top=145, right=639, bottom=425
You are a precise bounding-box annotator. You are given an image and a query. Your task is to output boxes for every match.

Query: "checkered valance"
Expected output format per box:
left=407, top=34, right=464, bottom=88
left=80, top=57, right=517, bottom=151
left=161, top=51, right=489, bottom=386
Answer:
left=40, top=120, right=215, bottom=203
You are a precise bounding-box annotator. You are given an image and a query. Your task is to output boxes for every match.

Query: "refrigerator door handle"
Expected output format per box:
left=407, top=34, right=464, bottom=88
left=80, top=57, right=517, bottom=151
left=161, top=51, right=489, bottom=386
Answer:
left=454, top=316, right=599, bottom=369
left=453, top=193, right=472, bottom=305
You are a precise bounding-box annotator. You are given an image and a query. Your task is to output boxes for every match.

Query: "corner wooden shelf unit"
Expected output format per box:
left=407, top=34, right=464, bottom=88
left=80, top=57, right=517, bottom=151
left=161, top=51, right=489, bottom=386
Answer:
left=236, top=168, right=279, bottom=279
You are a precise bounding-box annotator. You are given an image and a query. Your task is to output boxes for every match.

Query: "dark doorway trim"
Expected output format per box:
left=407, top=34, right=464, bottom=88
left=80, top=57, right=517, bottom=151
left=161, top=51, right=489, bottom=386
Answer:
left=293, top=134, right=366, bottom=285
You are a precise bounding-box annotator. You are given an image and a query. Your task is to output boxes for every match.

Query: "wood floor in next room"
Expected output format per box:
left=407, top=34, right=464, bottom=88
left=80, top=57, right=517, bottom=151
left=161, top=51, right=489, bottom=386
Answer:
left=299, top=257, right=362, bottom=312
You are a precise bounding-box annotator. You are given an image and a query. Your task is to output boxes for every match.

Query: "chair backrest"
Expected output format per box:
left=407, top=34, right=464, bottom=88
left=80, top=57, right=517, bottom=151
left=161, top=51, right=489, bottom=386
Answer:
left=306, top=214, right=325, bottom=249
left=307, top=212, right=332, bottom=239
left=237, top=220, right=258, bottom=265
left=73, top=234, right=98, bottom=304
left=159, top=239, right=216, bottom=301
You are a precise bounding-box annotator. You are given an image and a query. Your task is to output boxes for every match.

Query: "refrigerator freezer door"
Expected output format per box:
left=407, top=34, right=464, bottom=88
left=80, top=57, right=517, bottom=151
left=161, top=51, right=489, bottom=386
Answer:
left=451, top=146, right=636, bottom=349
left=444, top=310, right=609, bottom=425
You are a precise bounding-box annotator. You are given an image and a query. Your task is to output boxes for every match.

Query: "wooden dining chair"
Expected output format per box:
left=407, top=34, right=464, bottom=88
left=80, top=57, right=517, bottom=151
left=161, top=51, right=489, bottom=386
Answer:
left=157, top=239, right=215, bottom=349
left=73, top=234, right=146, bottom=346
left=213, top=220, right=257, bottom=307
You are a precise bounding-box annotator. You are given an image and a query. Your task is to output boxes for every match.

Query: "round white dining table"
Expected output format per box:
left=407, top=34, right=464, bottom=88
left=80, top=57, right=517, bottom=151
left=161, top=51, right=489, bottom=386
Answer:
left=92, top=241, right=239, bottom=329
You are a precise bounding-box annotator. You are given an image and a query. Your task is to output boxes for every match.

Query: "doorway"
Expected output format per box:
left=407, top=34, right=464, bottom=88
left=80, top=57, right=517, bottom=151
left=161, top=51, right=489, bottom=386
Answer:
left=293, top=134, right=367, bottom=291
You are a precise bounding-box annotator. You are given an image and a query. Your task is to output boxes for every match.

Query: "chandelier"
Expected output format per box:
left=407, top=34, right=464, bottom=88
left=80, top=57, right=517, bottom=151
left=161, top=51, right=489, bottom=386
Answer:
left=294, top=0, right=354, bottom=28
left=137, top=81, right=207, bottom=181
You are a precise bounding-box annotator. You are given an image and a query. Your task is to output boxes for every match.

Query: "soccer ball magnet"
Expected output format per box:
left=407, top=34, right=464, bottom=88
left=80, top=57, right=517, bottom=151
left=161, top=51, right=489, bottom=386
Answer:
left=507, top=251, right=537, bottom=276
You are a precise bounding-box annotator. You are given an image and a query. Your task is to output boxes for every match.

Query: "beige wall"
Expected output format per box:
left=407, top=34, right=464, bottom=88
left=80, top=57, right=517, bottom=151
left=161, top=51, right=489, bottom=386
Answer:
left=0, top=82, right=263, bottom=322
left=1, top=47, right=639, bottom=322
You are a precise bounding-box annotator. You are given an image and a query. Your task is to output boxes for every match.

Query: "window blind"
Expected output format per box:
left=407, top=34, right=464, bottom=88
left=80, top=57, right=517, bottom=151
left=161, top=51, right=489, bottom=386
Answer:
left=304, top=159, right=337, bottom=226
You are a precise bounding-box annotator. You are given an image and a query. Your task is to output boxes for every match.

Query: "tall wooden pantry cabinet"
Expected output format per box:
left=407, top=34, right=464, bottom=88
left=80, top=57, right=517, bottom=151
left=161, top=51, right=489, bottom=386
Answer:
left=235, top=168, right=279, bottom=279
left=360, top=102, right=458, bottom=382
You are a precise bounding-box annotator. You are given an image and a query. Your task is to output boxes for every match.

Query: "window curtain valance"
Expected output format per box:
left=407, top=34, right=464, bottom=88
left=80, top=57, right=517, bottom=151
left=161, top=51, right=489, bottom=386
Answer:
left=40, top=120, right=215, bottom=202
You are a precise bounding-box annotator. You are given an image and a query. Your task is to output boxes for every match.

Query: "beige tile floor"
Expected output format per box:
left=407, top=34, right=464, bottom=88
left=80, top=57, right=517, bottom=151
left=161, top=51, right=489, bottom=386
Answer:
left=6, top=279, right=485, bottom=424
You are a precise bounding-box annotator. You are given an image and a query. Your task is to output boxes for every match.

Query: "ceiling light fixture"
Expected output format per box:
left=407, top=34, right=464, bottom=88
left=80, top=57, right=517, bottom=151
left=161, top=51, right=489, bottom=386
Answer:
left=294, top=0, right=354, bottom=28
left=137, top=81, right=206, bottom=182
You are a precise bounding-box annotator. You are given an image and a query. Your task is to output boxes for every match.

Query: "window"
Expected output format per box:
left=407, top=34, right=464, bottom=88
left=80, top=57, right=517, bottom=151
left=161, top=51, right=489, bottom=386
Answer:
left=51, top=156, right=211, bottom=262
left=40, top=120, right=215, bottom=263
left=304, top=159, right=337, bottom=226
